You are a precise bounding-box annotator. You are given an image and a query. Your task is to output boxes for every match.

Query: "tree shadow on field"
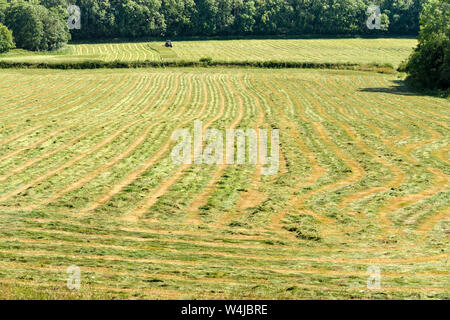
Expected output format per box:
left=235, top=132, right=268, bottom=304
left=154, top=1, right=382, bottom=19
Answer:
left=359, top=80, right=424, bottom=97
left=359, top=80, right=448, bottom=98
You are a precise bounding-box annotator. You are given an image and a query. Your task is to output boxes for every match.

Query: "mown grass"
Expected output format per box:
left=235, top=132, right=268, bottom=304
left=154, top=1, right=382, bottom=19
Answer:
left=0, top=68, right=448, bottom=300
left=0, top=38, right=416, bottom=67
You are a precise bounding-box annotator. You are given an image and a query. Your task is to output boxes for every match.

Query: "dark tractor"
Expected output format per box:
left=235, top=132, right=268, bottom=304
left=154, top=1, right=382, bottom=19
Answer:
left=165, top=40, right=173, bottom=48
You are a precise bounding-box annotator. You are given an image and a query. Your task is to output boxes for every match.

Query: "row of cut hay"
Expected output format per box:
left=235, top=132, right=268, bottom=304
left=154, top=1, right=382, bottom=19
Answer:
left=66, top=74, right=191, bottom=215
left=89, top=73, right=230, bottom=219
left=156, top=74, right=253, bottom=224
left=0, top=75, right=139, bottom=181
left=33, top=74, right=168, bottom=210
left=0, top=225, right=448, bottom=299
left=0, top=75, right=171, bottom=208
left=74, top=73, right=188, bottom=216
left=130, top=74, right=232, bottom=221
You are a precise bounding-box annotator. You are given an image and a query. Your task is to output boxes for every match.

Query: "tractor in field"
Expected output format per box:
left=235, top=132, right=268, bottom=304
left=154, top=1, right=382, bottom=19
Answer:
left=165, top=40, right=173, bottom=48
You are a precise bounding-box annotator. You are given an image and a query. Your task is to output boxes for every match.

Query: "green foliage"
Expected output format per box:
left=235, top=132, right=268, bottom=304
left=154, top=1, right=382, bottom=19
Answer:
left=199, top=56, right=213, bottom=63
left=40, top=0, right=69, bottom=8
left=37, top=5, right=71, bottom=51
left=405, top=0, right=449, bottom=90
left=405, top=34, right=449, bottom=89
left=33, top=0, right=425, bottom=40
left=0, top=0, right=7, bottom=24
left=161, top=0, right=196, bottom=36
left=0, top=23, right=14, bottom=53
left=417, top=0, right=449, bottom=40
left=5, top=1, right=44, bottom=51
left=115, top=0, right=165, bottom=37
left=4, top=1, right=70, bottom=51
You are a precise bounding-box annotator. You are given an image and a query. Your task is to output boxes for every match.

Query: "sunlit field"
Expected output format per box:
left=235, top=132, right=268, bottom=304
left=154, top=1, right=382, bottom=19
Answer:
left=0, top=38, right=417, bottom=67
left=0, top=67, right=448, bottom=299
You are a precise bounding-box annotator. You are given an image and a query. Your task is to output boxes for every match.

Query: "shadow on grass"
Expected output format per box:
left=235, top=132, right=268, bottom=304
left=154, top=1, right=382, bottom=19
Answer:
left=359, top=80, right=448, bottom=98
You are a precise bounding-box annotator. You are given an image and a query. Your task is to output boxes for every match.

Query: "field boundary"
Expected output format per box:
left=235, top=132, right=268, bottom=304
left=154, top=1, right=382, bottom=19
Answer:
left=0, top=60, right=395, bottom=73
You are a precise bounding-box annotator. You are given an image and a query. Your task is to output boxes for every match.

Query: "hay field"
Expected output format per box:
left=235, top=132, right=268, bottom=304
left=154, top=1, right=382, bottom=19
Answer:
left=0, top=38, right=417, bottom=67
left=0, top=67, right=448, bottom=299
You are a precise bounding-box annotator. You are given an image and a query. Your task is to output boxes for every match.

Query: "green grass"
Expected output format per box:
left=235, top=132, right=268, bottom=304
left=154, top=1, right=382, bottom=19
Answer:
left=0, top=38, right=417, bottom=67
left=0, top=67, right=448, bottom=299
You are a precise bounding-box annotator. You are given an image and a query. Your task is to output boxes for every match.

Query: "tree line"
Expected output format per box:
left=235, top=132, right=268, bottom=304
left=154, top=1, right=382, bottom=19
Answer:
left=0, top=0, right=69, bottom=51
left=59, top=0, right=426, bottom=39
left=403, top=0, right=448, bottom=91
left=1, top=0, right=425, bottom=45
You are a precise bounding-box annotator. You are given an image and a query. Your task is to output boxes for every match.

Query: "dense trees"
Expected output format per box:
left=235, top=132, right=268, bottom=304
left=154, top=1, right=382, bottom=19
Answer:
left=38, top=4, right=70, bottom=50
left=4, top=2, right=46, bottom=51
left=404, top=0, right=449, bottom=90
left=0, top=0, right=429, bottom=49
left=57, top=0, right=426, bottom=39
left=0, top=0, right=7, bottom=23
left=0, top=23, right=14, bottom=53
left=161, top=0, right=195, bottom=36
left=2, top=1, right=70, bottom=51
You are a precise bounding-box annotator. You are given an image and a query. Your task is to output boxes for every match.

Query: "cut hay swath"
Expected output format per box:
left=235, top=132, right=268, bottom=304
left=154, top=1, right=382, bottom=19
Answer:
left=1, top=38, right=417, bottom=68
left=0, top=67, right=448, bottom=300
